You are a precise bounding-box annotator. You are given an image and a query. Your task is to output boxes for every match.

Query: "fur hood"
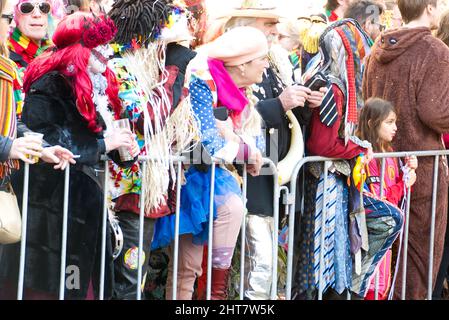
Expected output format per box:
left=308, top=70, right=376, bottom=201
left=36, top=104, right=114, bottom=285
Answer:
left=373, top=27, right=442, bottom=64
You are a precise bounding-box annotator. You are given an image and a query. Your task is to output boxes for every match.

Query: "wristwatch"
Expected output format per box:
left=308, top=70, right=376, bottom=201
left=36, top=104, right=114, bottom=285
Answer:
left=1, top=13, right=13, bottom=24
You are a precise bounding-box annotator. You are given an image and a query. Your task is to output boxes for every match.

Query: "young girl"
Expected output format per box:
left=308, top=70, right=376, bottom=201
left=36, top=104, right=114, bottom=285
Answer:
left=355, top=97, right=418, bottom=300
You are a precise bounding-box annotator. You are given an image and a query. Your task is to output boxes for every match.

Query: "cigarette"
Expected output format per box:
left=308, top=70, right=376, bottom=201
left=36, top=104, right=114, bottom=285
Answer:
left=73, top=155, right=81, bottom=159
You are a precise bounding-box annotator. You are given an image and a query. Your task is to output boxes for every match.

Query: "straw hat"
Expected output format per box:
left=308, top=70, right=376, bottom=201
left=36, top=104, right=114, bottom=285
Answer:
left=216, top=0, right=285, bottom=20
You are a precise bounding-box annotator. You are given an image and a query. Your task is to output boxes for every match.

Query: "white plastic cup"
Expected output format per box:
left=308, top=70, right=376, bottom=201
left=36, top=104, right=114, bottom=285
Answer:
left=112, top=119, right=134, bottom=162
left=23, top=132, right=44, bottom=164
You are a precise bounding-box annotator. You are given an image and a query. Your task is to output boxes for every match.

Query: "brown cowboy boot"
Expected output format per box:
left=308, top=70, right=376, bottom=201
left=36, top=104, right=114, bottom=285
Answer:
left=210, top=267, right=230, bottom=300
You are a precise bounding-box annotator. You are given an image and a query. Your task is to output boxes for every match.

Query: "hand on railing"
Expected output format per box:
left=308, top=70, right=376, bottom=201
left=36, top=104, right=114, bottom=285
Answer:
left=405, top=155, right=418, bottom=170
left=363, top=146, right=374, bottom=164
left=406, top=169, right=417, bottom=188
left=41, top=146, right=77, bottom=170
left=247, top=148, right=263, bottom=177
left=9, top=136, right=43, bottom=164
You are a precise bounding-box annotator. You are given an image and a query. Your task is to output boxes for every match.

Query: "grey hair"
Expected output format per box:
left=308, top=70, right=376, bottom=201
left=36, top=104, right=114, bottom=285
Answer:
left=224, top=17, right=259, bottom=31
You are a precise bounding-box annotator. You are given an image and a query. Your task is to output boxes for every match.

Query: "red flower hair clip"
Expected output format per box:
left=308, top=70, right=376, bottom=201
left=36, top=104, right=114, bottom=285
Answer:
left=82, top=16, right=118, bottom=48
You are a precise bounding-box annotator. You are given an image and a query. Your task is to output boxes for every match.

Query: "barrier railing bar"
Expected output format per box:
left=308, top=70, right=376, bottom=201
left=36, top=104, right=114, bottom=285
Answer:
left=59, top=166, right=71, bottom=300
left=99, top=161, right=109, bottom=300
left=172, top=160, right=183, bottom=300
left=239, top=165, right=247, bottom=300
left=206, top=163, right=216, bottom=300
left=401, top=185, right=412, bottom=300
left=137, top=160, right=147, bottom=301
left=286, top=186, right=296, bottom=300
left=279, top=186, right=290, bottom=296
left=428, top=156, right=439, bottom=300
left=270, top=159, right=280, bottom=300
left=375, top=158, right=386, bottom=300
left=17, top=163, right=30, bottom=300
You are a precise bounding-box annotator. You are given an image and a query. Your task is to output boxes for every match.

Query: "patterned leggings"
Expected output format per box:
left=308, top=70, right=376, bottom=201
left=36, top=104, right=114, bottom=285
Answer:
left=351, top=194, right=403, bottom=297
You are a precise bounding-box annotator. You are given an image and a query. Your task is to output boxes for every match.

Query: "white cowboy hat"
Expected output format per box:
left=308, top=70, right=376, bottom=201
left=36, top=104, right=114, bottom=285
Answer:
left=216, top=0, right=285, bottom=20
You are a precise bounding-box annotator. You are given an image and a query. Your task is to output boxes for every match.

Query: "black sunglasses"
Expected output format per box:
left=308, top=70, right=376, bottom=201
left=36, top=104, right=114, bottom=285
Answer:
left=19, top=2, right=51, bottom=15
left=1, top=13, right=13, bottom=24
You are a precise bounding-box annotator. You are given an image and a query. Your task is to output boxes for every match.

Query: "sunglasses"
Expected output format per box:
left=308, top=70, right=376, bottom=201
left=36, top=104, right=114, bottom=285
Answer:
left=18, top=2, right=51, bottom=15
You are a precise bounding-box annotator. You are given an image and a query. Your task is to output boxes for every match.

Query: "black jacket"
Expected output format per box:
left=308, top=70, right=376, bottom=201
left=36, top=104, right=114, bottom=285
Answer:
left=0, top=71, right=132, bottom=299
left=246, top=67, right=311, bottom=216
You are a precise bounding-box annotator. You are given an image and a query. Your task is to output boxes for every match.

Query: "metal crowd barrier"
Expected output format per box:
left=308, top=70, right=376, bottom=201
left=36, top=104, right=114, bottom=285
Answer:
left=285, top=150, right=449, bottom=301
left=14, top=155, right=279, bottom=300
left=13, top=149, right=449, bottom=300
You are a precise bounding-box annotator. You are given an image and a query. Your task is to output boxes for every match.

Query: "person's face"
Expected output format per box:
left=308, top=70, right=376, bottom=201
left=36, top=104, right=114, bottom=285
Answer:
left=278, top=33, right=298, bottom=52
left=378, top=111, right=397, bottom=143
left=364, top=19, right=384, bottom=41
left=251, top=18, right=279, bottom=46
left=16, top=1, right=50, bottom=42
left=0, top=0, right=11, bottom=44
left=88, top=44, right=113, bottom=74
left=241, top=54, right=269, bottom=85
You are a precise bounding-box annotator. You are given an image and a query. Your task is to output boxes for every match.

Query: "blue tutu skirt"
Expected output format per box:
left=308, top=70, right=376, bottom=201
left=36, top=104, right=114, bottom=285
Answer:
left=151, top=166, right=241, bottom=250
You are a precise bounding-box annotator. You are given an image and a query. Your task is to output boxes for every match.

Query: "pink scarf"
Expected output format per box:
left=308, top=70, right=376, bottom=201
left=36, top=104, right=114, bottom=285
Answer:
left=207, top=58, right=248, bottom=121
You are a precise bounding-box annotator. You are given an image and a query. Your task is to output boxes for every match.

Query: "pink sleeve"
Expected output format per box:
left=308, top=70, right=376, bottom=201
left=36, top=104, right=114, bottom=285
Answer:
left=366, top=158, right=405, bottom=205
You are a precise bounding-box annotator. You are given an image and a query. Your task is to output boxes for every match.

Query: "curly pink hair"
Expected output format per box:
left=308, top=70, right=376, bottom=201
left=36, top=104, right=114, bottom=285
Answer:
left=23, top=12, right=122, bottom=133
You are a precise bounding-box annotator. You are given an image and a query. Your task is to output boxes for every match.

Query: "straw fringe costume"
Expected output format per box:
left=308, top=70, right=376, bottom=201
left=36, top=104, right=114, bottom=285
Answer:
left=108, top=0, right=198, bottom=300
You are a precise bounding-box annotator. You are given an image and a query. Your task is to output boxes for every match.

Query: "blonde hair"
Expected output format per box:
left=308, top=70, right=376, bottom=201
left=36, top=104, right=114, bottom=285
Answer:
left=224, top=16, right=258, bottom=32
left=437, top=10, right=449, bottom=46
left=0, top=0, right=8, bottom=57
left=241, top=87, right=263, bottom=137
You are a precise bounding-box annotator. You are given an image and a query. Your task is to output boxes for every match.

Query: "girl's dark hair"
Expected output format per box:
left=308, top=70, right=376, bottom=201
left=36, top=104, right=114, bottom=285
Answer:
left=437, top=10, right=449, bottom=47
left=356, top=97, right=396, bottom=152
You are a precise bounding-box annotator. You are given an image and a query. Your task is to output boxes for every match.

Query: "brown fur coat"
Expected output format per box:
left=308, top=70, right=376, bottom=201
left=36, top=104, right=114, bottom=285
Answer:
left=363, top=27, right=449, bottom=299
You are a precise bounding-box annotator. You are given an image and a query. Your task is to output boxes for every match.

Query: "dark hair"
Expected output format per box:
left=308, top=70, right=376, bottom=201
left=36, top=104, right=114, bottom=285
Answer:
left=109, top=0, right=173, bottom=46
left=437, top=10, right=449, bottom=47
left=356, top=97, right=396, bottom=152
left=397, top=0, right=438, bottom=24
left=344, top=0, right=384, bottom=25
left=326, top=0, right=340, bottom=12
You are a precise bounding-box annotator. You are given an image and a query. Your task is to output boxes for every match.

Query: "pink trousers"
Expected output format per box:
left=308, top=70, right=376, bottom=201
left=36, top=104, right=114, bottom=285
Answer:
left=166, top=194, right=244, bottom=299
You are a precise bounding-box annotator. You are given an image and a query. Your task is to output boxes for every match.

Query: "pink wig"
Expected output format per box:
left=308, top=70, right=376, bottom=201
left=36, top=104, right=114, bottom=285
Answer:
left=23, top=12, right=122, bottom=133
left=13, top=0, right=66, bottom=25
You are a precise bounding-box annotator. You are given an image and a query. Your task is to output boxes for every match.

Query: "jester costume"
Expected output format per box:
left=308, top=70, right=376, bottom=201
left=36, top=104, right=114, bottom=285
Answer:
left=293, top=19, right=399, bottom=299
left=108, top=0, right=198, bottom=300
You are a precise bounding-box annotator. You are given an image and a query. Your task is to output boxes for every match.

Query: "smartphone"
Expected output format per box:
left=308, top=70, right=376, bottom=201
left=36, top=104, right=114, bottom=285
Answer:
left=213, top=106, right=229, bottom=121
left=304, top=72, right=328, bottom=91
